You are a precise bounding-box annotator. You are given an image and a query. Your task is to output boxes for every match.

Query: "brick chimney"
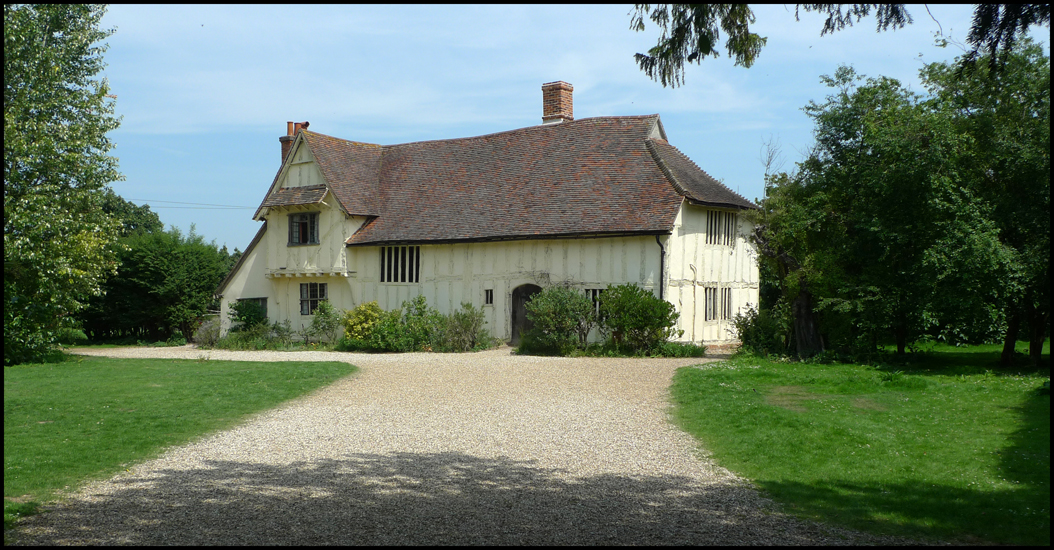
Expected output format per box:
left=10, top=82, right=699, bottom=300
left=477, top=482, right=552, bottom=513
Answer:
left=279, top=121, right=310, bottom=164
left=541, top=81, right=573, bottom=124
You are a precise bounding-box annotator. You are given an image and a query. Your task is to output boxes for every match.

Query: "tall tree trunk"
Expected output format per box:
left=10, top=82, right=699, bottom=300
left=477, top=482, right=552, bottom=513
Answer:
left=1000, top=307, right=1021, bottom=367
left=895, top=323, right=907, bottom=355
left=1027, top=303, right=1048, bottom=367
left=791, top=287, right=824, bottom=359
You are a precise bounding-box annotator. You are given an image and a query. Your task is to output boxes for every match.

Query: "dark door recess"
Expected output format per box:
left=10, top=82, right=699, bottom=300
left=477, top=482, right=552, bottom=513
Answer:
left=510, top=284, right=542, bottom=346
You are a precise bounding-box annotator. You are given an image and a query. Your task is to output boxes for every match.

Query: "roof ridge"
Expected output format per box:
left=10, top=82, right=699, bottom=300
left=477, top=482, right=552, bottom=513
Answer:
left=302, top=130, right=382, bottom=148
left=303, top=114, right=661, bottom=151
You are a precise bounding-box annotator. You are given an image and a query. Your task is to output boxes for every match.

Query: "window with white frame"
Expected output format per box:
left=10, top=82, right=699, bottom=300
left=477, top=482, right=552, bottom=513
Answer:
left=706, top=210, right=737, bottom=246
left=300, top=282, right=327, bottom=315
left=380, top=245, right=420, bottom=283
left=288, top=212, right=319, bottom=245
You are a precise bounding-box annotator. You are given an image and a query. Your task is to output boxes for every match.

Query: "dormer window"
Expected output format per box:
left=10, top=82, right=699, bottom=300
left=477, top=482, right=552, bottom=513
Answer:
left=289, top=212, right=319, bottom=245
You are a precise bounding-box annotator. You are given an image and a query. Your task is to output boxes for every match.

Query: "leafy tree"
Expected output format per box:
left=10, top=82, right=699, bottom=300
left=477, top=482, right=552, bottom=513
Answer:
left=80, top=226, right=234, bottom=341
left=99, top=187, right=163, bottom=237
left=756, top=66, right=1014, bottom=357
left=920, top=39, right=1050, bottom=366
left=5, top=5, right=123, bottom=364
left=630, top=4, right=1050, bottom=87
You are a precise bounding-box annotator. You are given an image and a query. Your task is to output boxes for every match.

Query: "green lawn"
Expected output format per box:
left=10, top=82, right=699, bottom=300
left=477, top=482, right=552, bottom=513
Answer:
left=4, top=354, right=358, bottom=534
left=670, top=342, right=1050, bottom=545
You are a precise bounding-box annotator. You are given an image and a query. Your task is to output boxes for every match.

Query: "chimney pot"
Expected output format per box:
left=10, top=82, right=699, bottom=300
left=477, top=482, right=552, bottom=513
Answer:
left=541, top=81, right=573, bottom=124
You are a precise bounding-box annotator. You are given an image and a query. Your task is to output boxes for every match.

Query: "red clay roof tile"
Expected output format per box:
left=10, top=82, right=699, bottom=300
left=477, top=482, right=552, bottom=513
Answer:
left=256, top=115, right=756, bottom=246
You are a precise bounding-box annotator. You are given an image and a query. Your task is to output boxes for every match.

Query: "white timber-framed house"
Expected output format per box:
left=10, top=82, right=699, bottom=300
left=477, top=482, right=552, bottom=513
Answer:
left=216, top=81, right=760, bottom=345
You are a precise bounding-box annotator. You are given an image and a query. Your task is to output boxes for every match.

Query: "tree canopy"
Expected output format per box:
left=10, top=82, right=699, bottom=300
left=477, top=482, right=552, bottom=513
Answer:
left=749, top=40, right=1049, bottom=362
left=80, top=226, right=238, bottom=342
left=100, top=188, right=164, bottom=238
left=631, top=4, right=1051, bottom=87
left=5, top=4, right=123, bottom=364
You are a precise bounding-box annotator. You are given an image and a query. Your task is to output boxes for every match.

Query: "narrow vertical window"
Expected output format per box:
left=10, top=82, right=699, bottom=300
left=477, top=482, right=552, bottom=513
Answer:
left=380, top=246, right=422, bottom=283
left=704, top=286, right=718, bottom=321
left=721, top=288, right=732, bottom=320
left=484, top=289, right=494, bottom=305
left=400, top=246, right=407, bottom=282
left=706, top=210, right=737, bottom=246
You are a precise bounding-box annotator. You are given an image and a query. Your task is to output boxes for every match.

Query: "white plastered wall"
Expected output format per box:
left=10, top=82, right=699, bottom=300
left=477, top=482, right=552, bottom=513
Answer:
left=343, top=235, right=665, bottom=342
left=664, top=202, right=760, bottom=344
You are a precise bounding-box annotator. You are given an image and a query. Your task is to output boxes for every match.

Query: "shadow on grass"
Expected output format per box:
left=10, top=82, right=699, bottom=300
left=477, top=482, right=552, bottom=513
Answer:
left=756, top=475, right=1048, bottom=546
left=876, top=346, right=1050, bottom=377
left=9, top=452, right=903, bottom=546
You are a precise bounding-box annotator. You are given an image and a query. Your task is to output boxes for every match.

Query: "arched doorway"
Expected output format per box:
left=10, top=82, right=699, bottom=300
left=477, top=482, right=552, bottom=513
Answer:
left=510, top=284, right=542, bottom=346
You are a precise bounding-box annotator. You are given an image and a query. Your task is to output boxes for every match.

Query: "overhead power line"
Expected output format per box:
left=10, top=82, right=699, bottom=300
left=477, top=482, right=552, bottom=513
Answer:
left=127, top=198, right=255, bottom=209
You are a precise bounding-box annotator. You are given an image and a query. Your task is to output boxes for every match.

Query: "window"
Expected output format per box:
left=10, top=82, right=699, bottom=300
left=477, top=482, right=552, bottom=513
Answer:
left=484, top=289, right=494, bottom=305
left=289, top=213, right=319, bottom=245
left=585, top=288, right=606, bottom=314
left=706, top=210, right=737, bottom=246
left=704, top=287, right=718, bottom=321
left=704, top=287, right=733, bottom=321
left=300, top=282, right=327, bottom=315
left=380, top=245, right=420, bottom=283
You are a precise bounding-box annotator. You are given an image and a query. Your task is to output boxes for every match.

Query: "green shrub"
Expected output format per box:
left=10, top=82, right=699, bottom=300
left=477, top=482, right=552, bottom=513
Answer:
left=438, top=302, right=490, bottom=352
left=656, top=341, right=708, bottom=357
left=228, top=299, right=267, bottom=331
left=192, top=316, right=221, bottom=347
left=598, top=283, right=680, bottom=354
left=730, top=304, right=789, bottom=356
left=355, top=297, right=444, bottom=352
left=55, top=327, right=89, bottom=346
left=303, top=300, right=342, bottom=343
left=342, top=301, right=383, bottom=341
left=401, top=296, right=445, bottom=350
left=521, top=285, right=596, bottom=355
left=213, top=320, right=294, bottom=350
left=366, top=308, right=413, bottom=352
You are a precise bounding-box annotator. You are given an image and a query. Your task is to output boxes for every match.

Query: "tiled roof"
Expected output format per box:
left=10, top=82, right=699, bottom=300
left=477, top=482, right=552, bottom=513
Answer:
left=259, top=184, right=328, bottom=208
left=255, top=115, right=756, bottom=246
left=645, top=139, right=756, bottom=209
left=304, top=134, right=381, bottom=216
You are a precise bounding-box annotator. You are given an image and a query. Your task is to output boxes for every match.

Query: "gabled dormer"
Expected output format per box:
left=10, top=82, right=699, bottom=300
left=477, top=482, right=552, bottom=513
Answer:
left=252, top=122, right=368, bottom=279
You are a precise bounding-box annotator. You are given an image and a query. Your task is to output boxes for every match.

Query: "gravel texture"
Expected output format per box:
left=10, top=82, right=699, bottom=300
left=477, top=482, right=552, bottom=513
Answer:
left=12, top=345, right=928, bottom=545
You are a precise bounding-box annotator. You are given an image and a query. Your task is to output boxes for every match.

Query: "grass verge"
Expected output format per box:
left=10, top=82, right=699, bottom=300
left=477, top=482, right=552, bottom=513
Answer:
left=670, top=342, right=1049, bottom=545
left=4, top=354, right=358, bottom=538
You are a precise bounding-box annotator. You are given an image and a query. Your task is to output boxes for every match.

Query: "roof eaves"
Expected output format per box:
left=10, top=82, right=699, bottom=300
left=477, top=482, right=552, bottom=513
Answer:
left=345, top=229, right=674, bottom=247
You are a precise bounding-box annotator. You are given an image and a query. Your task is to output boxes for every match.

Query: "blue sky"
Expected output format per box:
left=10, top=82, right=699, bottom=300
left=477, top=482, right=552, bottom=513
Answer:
left=97, top=4, right=1049, bottom=251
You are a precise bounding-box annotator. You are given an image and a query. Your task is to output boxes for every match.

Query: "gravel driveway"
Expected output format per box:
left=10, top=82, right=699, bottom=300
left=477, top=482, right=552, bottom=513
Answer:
left=12, top=346, right=922, bottom=545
